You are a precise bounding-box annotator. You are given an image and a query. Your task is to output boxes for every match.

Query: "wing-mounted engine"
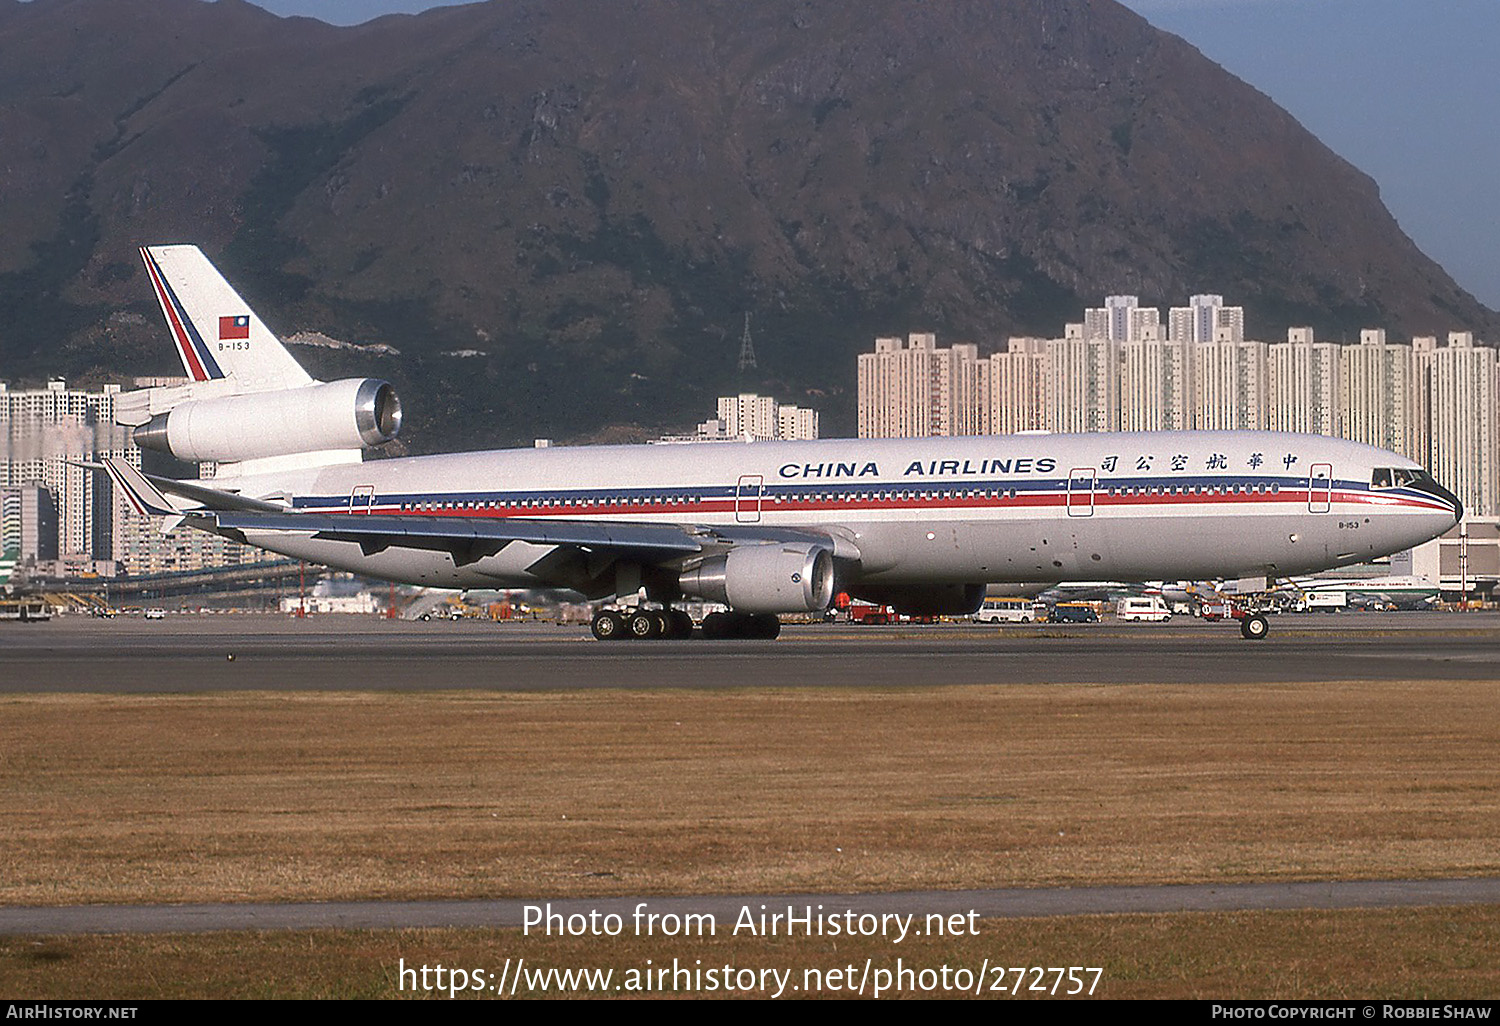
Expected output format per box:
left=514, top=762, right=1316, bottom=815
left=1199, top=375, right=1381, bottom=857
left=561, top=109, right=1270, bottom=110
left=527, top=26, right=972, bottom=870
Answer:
left=129, top=378, right=402, bottom=463
left=678, top=543, right=835, bottom=614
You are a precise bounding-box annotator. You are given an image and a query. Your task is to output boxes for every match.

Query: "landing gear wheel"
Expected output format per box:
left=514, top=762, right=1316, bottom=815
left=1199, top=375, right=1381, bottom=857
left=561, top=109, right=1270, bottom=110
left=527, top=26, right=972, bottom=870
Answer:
left=1240, top=614, right=1269, bottom=640
left=591, top=610, right=625, bottom=641
left=667, top=609, right=695, bottom=639
left=627, top=611, right=664, bottom=639
left=749, top=614, right=782, bottom=640
left=700, top=611, right=730, bottom=640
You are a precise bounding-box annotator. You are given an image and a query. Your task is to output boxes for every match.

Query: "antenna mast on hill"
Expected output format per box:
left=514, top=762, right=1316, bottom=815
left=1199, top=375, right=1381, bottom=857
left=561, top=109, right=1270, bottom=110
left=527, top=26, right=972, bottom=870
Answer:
left=738, top=312, right=758, bottom=372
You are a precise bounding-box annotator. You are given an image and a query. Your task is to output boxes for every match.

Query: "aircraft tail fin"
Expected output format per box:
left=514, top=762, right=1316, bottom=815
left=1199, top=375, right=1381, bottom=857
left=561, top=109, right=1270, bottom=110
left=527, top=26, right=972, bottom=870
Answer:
left=140, top=246, right=313, bottom=392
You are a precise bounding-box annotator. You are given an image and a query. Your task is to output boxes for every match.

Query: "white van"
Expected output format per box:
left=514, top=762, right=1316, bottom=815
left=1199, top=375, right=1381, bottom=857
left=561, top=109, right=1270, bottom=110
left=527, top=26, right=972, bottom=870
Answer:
left=974, top=597, right=1045, bottom=623
left=1117, top=596, right=1172, bottom=622
left=1303, top=591, right=1348, bottom=611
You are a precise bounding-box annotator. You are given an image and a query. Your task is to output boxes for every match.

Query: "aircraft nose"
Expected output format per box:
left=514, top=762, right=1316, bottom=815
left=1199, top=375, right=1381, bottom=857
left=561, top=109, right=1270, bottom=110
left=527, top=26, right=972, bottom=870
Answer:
left=1421, top=477, right=1463, bottom=526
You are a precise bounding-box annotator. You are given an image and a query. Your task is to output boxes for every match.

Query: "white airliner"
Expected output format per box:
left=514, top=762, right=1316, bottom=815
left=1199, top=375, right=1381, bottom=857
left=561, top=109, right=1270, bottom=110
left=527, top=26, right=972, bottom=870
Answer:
left=101, top=245, right=1463, bottom=641
left=1281, top=574, right=1443, bottom=610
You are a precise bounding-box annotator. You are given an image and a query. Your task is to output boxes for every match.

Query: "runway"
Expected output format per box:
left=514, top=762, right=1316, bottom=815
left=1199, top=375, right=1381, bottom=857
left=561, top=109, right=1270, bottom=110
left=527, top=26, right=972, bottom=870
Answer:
left=6, top=878, right=1500, bottom=936
left=2, top=610, right=1499, bottom=692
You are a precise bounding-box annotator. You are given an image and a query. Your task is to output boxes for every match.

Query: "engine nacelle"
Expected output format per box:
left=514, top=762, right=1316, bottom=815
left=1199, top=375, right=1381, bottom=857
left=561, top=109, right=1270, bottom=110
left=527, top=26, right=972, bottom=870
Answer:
left=678, top=544, right=835, bottom=614
left=850, top=583, right=986, bottom=617
left=133, top=378, right=402, bottom=463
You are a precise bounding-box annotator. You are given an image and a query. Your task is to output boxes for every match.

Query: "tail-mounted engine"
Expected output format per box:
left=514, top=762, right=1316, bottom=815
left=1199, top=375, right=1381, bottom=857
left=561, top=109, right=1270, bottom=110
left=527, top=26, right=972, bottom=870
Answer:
left=132, top=378, right=402, bottom=463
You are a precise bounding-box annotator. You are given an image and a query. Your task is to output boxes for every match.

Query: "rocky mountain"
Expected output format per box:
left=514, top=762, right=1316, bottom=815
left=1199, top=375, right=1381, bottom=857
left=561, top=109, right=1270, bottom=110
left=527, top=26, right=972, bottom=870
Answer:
left=1, top=0, right=1494, bottom=448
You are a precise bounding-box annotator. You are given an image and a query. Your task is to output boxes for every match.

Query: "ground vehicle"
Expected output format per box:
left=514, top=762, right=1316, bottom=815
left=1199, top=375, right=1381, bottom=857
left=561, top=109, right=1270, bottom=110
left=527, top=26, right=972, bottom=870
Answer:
left=1117, top=596, right=1172, bottom=622
left=143, top=607, right=167, bottom=620
left=1048, top=603, right=1099, bottom=623
left=846, top=602, right=894, bottom=625
left=1303, top=591, right=1348, bottom=612
left=973, top=597, right=1045, bottom=623
left=1198, top=601, right=1238, bottom=621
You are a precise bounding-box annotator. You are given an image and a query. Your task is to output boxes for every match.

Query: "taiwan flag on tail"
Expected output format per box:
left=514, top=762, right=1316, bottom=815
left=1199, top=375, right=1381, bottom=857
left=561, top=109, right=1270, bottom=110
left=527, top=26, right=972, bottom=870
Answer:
left=219, top=314, right=250, bottom=340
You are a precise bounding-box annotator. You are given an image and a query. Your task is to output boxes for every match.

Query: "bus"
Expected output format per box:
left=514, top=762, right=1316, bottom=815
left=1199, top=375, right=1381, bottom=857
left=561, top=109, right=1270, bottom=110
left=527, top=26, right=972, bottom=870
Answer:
left=974, top=597, right=1046, bottom=624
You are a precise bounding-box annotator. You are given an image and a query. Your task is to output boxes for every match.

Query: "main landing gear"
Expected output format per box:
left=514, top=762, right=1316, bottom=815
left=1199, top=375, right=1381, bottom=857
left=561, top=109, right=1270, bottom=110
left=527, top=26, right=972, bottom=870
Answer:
left=589, top=608, right=781, bottom=640
left=591, top=608, right=695, bottom=640
left=700, top=612, right=781, bottom=640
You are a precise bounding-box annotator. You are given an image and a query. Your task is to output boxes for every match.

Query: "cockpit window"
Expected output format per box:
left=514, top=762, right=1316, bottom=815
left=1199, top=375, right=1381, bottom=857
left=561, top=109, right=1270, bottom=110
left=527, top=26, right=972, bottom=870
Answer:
left=1371, top=468, right=1423, bottom=489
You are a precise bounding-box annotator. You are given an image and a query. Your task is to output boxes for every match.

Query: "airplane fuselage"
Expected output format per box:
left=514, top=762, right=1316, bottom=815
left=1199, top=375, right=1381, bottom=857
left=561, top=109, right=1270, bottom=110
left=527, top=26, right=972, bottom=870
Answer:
left=214, top=430, right=1461, bottom=593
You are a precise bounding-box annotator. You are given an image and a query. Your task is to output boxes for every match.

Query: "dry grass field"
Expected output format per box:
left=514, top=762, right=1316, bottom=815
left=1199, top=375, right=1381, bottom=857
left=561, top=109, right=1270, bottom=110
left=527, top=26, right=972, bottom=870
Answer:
left=4, top=907, right=1499, bottom=999
left=3, top=679, right=1500, bottom=998
left=3, top=681, right=1498, bottom=906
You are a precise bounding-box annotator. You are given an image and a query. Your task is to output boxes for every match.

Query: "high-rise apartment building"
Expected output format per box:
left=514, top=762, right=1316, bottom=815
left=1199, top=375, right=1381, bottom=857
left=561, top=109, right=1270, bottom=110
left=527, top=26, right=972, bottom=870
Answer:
left=1170, top=294, right=1245, bottom=346
left=776, top=404, right=820, bottom=441
left=1084, top=295, right=1161, bottom=345
left=0, top=377, right=269, bottom=574
left=717, top=394, right=780, bottom=441
left=856, top=311, right=1495, bottom=516
left=950, top=343, right=991, bottom=436
left=1048, top=324, right=1117, bottom=434
left=988, top=338, right=1049, bottom=434
left=0, top=484, right=58, bottom=562
left=111, top=513, right=261, bottom=577
left=0, top=379, right=131, bottom=562
left=1339, top=329, right=1426, bottom=461
left=857, top=333, right=988, bottom=438
left=1423, top=332, right=1498, bottom=518
left=1119, top=325, right=1188, bottom=432
left=1268, top=328, right=1341, bottom=436
left=669, top=394, right=820, bottom=443
left=1193, top=328, right=1243, bottom=431
left=1234, top=340, right=1270, bottom=432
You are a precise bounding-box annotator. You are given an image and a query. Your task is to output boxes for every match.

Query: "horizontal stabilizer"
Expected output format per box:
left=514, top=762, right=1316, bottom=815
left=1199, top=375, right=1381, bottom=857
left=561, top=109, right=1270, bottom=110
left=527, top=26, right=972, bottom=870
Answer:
left=146, top=474, right=288, bottom=514
left=97, top=459, right=182, bottom=518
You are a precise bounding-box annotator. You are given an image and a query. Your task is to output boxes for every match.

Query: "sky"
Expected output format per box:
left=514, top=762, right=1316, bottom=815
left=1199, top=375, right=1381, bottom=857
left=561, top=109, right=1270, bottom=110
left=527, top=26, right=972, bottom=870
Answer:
left=1116, top=0, right=1500, bottom=310
left=251, top=0, right=1500, bottom=311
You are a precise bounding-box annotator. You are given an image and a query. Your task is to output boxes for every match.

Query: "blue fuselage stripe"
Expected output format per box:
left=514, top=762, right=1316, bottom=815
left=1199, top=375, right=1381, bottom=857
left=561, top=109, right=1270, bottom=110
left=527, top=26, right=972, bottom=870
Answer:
left=293, top=476, right=1443, bottom=515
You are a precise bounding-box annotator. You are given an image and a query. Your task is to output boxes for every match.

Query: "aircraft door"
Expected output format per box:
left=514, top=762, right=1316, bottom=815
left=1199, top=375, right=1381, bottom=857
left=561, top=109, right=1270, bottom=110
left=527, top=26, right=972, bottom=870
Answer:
left=349, top=484, right=375, bottom=514
left=1308, top=464, right=1332, bottom=514
left=1066, top=467, right=1096, bottom=517
left=736, top=475, right=764, bottom=523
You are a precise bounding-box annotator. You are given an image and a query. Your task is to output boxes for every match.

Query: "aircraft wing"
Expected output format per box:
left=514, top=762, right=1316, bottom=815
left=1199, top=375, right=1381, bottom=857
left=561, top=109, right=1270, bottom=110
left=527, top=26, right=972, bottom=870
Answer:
left=208, top=508, right=707, bottom=563
left=206, top=512, right=864, bottom=567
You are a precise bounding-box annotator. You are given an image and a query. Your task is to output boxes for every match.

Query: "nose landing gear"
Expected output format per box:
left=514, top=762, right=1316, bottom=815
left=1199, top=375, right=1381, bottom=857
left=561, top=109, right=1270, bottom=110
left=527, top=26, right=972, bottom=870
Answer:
left=1239, top=613, right=1269, bottom=640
